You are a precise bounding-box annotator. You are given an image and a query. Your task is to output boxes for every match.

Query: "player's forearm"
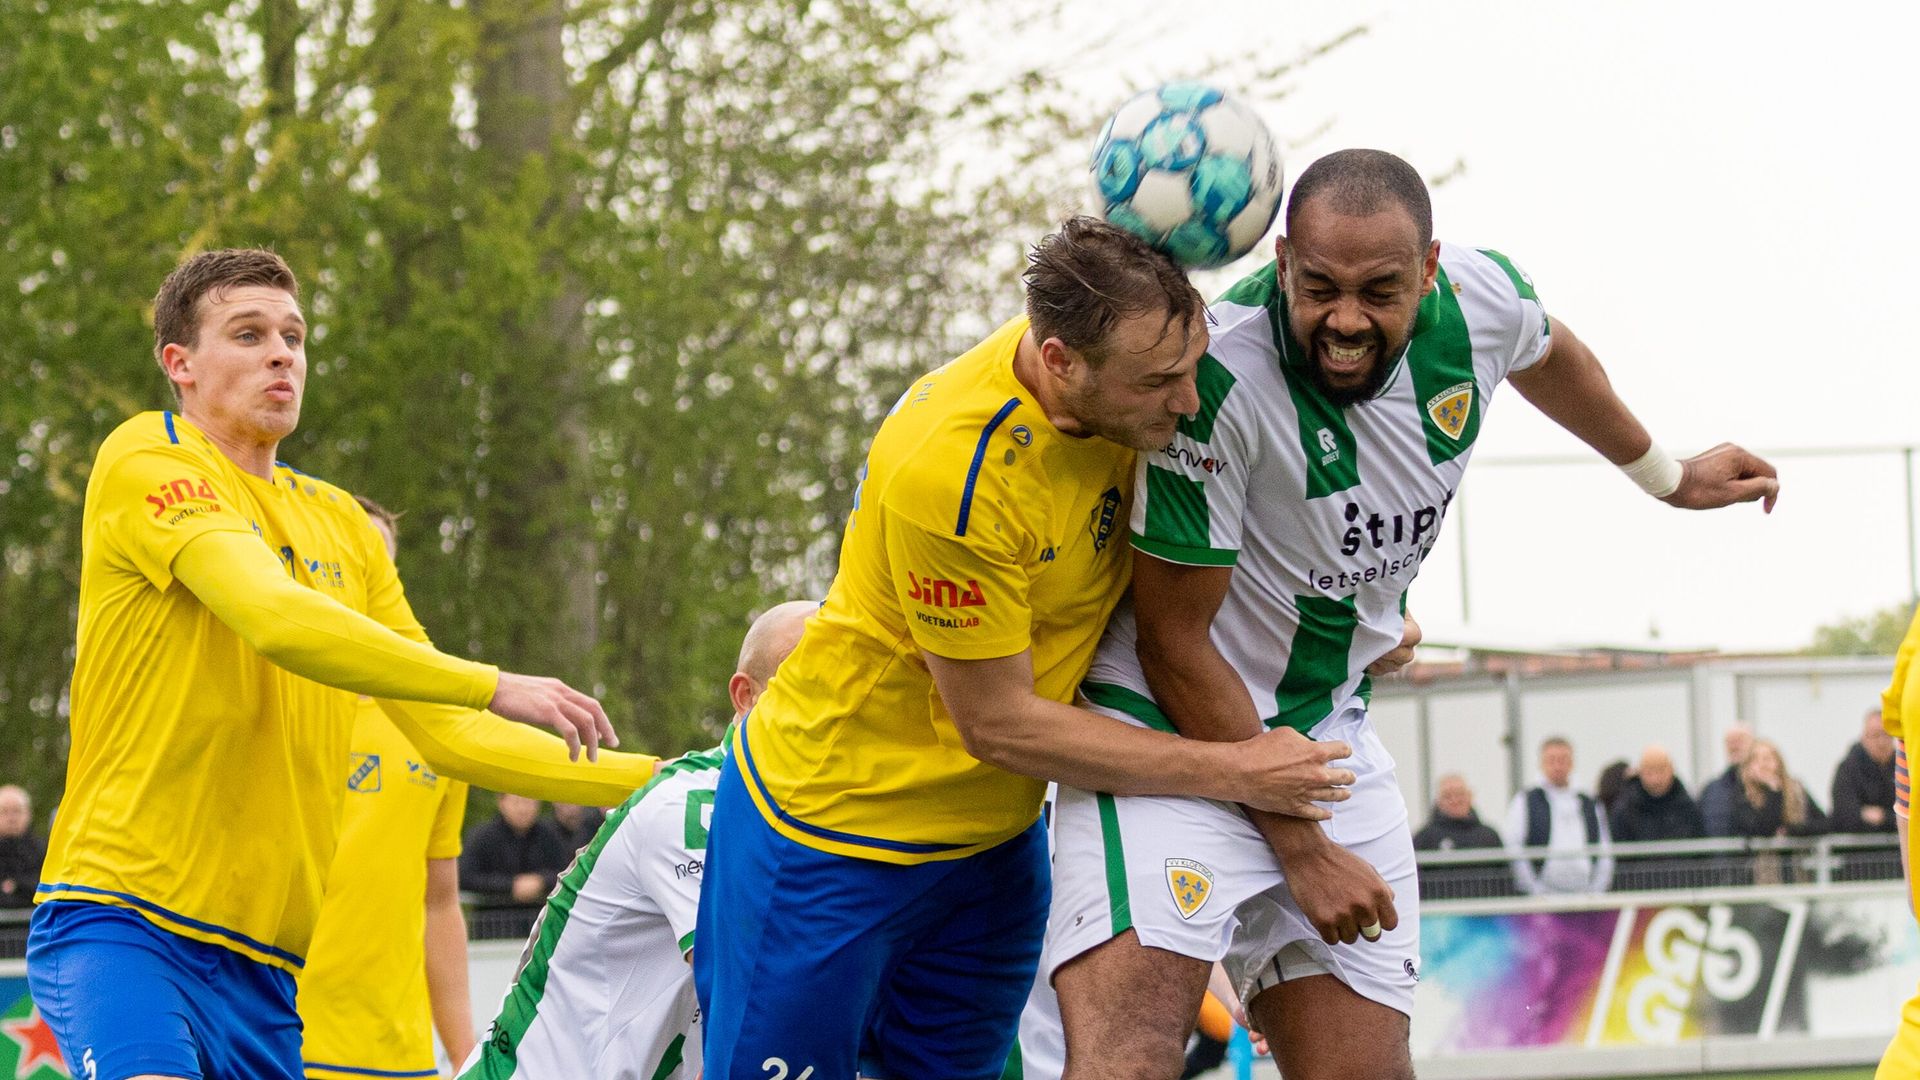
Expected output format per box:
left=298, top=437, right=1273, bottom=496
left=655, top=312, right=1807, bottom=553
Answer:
left=424, top=894, right=476, bottom=1065
left=963, top=695, right=1261, bottom=804
left=173, top=531, right=497, bottom=708
left=377, top=698, right=654, bottom=807
left=1509, top=321, right=1655, bottom=466
left=1140, top=637, right=1342, bottom=857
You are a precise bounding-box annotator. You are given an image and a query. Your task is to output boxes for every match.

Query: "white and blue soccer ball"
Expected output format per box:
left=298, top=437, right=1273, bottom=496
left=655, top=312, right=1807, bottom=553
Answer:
left=1088, top=82, right=1284, bottom=270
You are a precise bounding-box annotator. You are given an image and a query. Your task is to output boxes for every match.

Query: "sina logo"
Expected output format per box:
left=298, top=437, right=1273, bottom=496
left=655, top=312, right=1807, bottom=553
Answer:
left=1087, top=487, right=1122, bottom=552
left=906, top=573, right=987, bottom=609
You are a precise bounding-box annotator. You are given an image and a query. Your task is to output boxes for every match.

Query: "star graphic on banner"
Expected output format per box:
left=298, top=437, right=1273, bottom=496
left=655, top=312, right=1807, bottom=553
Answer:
left=1, top=1007, right=67, bottom=1078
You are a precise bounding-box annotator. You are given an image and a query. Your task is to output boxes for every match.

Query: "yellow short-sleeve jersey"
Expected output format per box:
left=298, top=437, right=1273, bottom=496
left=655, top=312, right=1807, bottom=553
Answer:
left=42, top=412, right=428, bottom=971
left=1885, top=603, right=1920, bottom=740
left=738, top=316, right=1135, bottom=863
left=299, top=698, right=468, bottom=1078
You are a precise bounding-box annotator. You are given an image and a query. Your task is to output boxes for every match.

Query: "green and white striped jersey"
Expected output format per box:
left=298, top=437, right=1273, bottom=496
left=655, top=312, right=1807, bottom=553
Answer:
left=1083, top=243, right=1548, bottom=737
left=459, top=745, right=723, bottom=1080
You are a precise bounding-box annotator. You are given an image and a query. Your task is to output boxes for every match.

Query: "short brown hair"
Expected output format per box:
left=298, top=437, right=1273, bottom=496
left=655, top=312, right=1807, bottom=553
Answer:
left=152, top=248, right=299, bottom=363
left=1023, top=216, right=1203, bottom=364
left=353, top=494, right=400, bottom=533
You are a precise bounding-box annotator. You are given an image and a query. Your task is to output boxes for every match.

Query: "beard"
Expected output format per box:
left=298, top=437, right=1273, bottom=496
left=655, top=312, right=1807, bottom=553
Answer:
left=1306, top=327, right=1398, bottom=408
left=1058, top=379, right=1176, bottom=452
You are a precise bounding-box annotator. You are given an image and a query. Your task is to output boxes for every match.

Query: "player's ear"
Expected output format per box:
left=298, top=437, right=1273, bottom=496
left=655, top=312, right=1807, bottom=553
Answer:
left=160, top=342, right=194, bottom=389
left=727, top=672, right=757, bottom=717
left=1420, top=240, right=1441, bottom=294
left=1038, top=337, right=1079, bottom=382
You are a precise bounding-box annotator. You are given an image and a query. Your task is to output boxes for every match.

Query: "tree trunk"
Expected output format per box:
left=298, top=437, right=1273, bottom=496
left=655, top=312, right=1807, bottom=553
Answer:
left=472, top=0, right=601, bottom=684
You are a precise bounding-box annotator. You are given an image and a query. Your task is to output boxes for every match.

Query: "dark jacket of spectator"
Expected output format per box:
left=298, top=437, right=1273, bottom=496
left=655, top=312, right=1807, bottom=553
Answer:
left=1830, top=743, right=1898, bottom=834
left=1699, top=765, right=1742, bottom=836
left=460, top=814, right=575, bottom=903
left=1729, top=784, right=1829, bottom=839
left=1609, top=776, right=1705, bottom=843
left=0, top=834, right=45, bottom=909
left=1414, top=809, right=1503, bottom=852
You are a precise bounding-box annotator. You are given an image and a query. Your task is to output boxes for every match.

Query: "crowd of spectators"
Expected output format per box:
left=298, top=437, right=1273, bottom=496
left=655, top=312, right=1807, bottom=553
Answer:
left=1411, top=709, right=1900, bottom=897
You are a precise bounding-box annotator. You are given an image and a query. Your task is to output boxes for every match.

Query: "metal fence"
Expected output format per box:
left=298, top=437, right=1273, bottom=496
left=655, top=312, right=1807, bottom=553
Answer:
left=1416, top=831, right=1903, bottom=902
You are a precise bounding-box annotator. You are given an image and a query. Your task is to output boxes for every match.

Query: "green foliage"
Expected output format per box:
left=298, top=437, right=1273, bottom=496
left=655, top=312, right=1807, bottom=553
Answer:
left=0, top=0, right=1057, bottom=804
left=1806, top=600, right=1917, bottom=657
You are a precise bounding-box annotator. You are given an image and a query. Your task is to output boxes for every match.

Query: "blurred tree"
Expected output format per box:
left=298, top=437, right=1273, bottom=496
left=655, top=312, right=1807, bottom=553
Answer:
left=0, top=0, right=1053, bottom=806
left=1807, top=601, right=1915, bottom=657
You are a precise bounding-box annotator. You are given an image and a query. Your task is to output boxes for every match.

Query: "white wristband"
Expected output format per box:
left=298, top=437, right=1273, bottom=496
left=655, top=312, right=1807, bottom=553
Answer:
left=1621, top=442, right=1683, bottom=498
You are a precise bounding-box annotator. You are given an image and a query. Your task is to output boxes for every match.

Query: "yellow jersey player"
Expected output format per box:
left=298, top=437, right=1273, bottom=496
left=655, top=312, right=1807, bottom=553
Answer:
left=692, top=217, right=1359, bottom=1079
left=30, top=249, right=656, bottom=1080
left=1878, top=602, right=1920, bottom=1078
left=298, top=499, right=477, bottom=1078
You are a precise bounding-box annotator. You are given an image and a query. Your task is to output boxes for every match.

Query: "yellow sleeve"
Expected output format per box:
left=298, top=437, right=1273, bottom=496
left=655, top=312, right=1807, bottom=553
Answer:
left=95, top=436, right=259, bottom=591
left=378, top=700, right=653, bottom=807
left=1886, top=604, right=1920, bottom=739
left=172, top=530, right=498, bottom=708
left=427, top=778, right=469, bottom=861
left=882, top=489, right=1032, bottom=662
left=359, top=523, right=656, bottom=806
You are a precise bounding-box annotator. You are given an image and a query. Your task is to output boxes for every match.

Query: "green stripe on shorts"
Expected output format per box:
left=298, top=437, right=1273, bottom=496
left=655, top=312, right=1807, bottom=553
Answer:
left=1096, top=792, right=1132, bottom=937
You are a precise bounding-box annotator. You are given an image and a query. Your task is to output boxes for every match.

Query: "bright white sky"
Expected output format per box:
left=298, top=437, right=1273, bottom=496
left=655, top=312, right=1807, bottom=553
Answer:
left=962, top=0, right=1920, bottom=652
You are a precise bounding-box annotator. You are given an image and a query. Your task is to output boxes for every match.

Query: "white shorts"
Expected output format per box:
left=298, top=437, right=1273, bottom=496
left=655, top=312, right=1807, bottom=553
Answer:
left=1043, top=706, right=1420, bottom=1018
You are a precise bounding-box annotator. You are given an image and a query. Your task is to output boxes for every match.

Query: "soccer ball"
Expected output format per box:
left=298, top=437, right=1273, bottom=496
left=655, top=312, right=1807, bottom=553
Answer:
left=1088, top=82, right=1284, bottom=270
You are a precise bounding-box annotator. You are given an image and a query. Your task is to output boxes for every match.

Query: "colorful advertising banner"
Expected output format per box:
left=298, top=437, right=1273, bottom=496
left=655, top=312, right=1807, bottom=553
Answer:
left=1413, top=889, right=1920, bottom=1057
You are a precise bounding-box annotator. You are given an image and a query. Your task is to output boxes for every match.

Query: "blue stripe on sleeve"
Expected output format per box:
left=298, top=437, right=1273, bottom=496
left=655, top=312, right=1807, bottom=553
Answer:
left=955, top=398, right=1021, bottom=537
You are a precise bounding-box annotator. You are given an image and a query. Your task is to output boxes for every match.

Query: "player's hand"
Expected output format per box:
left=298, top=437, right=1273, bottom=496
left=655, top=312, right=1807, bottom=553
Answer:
left=1662, top=442, right=1779, bottom=513
left=1233, top=728, right=1355, bottom=820
left=1276, top=833, right=1398, bottom=946
left=489, top=672, right=618, bottom=762
left=510, top=872, right=549, bottom=904
left=1365, top=611, right=1421, bottom=676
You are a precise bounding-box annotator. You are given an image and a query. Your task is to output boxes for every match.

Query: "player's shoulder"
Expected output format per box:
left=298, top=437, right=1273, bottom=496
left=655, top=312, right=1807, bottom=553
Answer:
left=95, top=411, right=215, bottom=468
left=618, top=745, right=725, bottom=819
left=1203, top=263, right=1283, bottom=377
left=1436, top=242, right=1540, bottom=312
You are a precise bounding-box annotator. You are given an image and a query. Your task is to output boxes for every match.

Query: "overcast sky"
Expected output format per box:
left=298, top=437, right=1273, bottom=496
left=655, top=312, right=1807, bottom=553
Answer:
left=962, top=0, right=1920, bottom=652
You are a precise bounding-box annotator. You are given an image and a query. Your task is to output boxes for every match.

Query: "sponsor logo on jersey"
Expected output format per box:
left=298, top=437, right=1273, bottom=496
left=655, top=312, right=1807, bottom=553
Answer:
left=1165, top=858, right=1215, bottom=920
left=1404, top=957, right=1420, bottom=982
left=348, top=753, right=381, bottom=793
left=303, top=556, right=347, bottom=590
left=405, top=758, right=440, bottom=789
left=1425, top=381, right=1473, bottom=440
left=1316, top=428, right=1340, bottom=465
left=1010, top=425, right=1033, bottom=447
left=1337, top=491, right=1452, bottom=557
left=906, top=573, right=986, bottom=609
left=1088, top=486, right=1122, bottom=552
left=675, top=857, right=705, bottom=879
left=1162, top=443, right=1229, bottom=475
left=144, top=477, right=220, bottom=519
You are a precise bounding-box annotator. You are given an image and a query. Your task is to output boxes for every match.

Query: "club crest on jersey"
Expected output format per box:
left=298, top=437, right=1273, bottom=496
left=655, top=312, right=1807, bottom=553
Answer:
left=1425, top=382, right=1473, bottom=441
left=347, top=753, right=381, bottom=793
left=1088, top=486, right=1122, bottom=552
left=1165, top=858, right=1215, bottom=920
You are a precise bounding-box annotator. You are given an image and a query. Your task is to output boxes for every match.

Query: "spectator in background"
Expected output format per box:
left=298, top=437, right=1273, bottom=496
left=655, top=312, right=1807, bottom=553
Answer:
left=0, top=786, right=44, bottom=909
left=1734, top=739, right=1828, bottom=840
left=460, top=792, right=575, bottom=905
left=1414, top=774, right=1503, bottom=851
left=1504, top=736, right=1613, bottom=894
left=1831, top=709, right=1897, bottom=834
left=1700, top=722, right=1755, bottom=836
left=552, top=802, right=607, bottom=854
left=1595, top=759, right=1632, bottom=815
left=1611, top=745, right=1705, bottom=843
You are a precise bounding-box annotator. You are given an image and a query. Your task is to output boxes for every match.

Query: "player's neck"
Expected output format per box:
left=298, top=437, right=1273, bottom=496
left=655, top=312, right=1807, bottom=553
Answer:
left=181, top=408, right=281, bottom=481
left=1011, top=330, right=1078, bottom=436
